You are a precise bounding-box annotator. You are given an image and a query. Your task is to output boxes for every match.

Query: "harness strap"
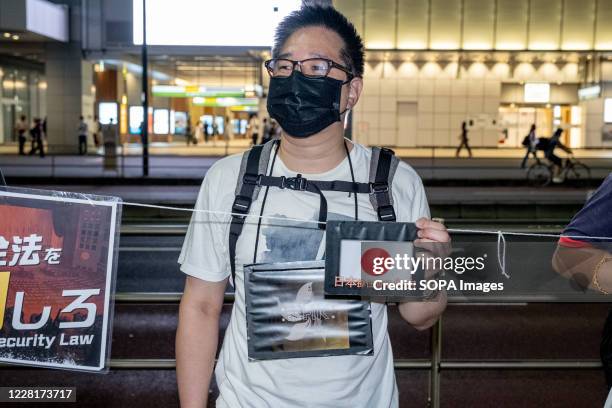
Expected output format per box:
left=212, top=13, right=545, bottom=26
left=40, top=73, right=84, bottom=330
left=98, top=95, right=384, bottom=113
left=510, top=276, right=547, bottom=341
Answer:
left=369, top=147, right=398, bottom=222
left=228, top=142, right=399, bottom=285
left=254, top=174, right=371, bottom=194
left=228, top=144, right=266, bottom=284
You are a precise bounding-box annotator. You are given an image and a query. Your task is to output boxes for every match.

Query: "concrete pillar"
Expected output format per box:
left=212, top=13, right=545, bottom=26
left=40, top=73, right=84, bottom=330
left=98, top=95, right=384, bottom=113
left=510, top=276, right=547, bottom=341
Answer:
left=45, top=42, right=94, bottom=153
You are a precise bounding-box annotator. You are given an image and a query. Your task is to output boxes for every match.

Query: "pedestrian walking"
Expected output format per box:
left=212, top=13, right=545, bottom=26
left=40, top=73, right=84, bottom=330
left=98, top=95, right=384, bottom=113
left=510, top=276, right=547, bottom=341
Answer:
left=455, top=121, right=472, bottom=158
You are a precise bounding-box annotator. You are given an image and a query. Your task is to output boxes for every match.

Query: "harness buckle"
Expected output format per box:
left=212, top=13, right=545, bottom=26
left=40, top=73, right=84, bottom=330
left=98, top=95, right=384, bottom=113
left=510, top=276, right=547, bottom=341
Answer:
left=243, top=173, right=262, bottom=186
left=369, top=182, right=389, bottom=194
left=283, top=174, right=308, bottom=191
left=377, top=205, right=396, bottom=221
left=232, top=195, right=252, bottom=214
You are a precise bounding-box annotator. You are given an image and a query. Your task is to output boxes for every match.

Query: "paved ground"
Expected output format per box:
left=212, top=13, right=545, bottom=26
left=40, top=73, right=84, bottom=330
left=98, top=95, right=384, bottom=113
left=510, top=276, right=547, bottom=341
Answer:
left=1, top=152, right=610, bottom=181
left=2, top=139, right=612, bottom=159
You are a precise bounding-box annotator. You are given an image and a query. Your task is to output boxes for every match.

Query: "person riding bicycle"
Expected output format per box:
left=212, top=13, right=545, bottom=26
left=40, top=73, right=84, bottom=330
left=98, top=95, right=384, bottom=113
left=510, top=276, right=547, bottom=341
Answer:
left=537, top=127, right=572, bottom=183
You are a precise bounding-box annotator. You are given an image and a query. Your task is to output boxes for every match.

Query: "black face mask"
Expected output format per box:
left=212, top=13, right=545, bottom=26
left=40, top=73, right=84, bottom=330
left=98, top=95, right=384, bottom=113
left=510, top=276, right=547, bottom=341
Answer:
left=266, top=71, right=348, bottom=138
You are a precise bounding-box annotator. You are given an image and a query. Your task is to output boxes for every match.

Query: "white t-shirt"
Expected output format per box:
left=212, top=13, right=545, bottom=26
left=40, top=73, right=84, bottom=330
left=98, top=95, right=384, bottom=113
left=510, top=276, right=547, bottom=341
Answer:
left=179, top=141, right=430, bottom=408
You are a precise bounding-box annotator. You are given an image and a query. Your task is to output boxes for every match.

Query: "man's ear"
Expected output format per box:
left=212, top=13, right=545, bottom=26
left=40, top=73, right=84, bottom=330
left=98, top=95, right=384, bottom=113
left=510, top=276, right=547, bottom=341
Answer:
left=346, top=77, right=363, bottom=110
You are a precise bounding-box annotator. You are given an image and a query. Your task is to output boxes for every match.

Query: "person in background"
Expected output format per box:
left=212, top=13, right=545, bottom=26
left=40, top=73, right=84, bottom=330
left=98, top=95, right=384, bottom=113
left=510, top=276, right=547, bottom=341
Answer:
left=29, top=118, right=45, bottom=158
left=520, top=124, right=538, bottom=169
left=15, top=115, right=28, bottom=155
left=455, top=121, right=472, bottom=158
left=186, top=120, right=196, bottom=146
left=225, top=116, right=234, bottom=142
left=194, top=120, right=203, bottom=145
left=77, top=116, right=89, bottom=155
left=92, top=115, right=102, bottom=149
left=248, top=114, right=259, bottom=145
left=261, top=118, right=271, bottom=144
left=543, top=127, right=572, bottom=183
left=203, top=120, right=210, bottom=143
left=212, top=121, right=219, bottom=140
left=552, top=174, right=612, bottom=401
left=103, top=118, right=119, bottom=170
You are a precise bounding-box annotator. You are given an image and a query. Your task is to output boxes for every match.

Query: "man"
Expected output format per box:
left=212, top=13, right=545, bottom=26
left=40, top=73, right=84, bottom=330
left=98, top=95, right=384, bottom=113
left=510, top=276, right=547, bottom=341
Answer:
left=176, top=6, right=449, bottom=408
left=14, top=115, right=28, bottom=155
left=455, top=121, right=472, bottom=158
left=92, top=115, right=102, bottom=149
left=541, top=127, right=572, bottom=183
left=261, top=117, right=271, bottom=144
left=520, top=124, right=538, bottom=169
left=552, top=174, right=612, bottom=401
left=77, top=116, right=88, bottom=155
left=28, top=118, right=45, bottom=158
left=248, top=114, right=259, bottom=145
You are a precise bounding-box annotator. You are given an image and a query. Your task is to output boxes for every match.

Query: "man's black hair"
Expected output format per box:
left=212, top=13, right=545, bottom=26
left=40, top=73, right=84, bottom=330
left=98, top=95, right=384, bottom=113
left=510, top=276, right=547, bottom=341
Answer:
left=272, top=5, right=365, bottom=78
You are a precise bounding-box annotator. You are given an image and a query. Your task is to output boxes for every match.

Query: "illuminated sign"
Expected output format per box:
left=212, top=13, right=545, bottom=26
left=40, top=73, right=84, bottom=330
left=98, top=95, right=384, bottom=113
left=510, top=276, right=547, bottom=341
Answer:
left=191, top=97, right=258, bottom=107
left=152, top=85, right=262, bottom=98
left=133, top=0, right=301, bottom=46
left=524, top=83, right=550, bottom=103
left=578, top=85, right=601, bottom=101
left=153, top=109, right=169, bottom=134
left=129, top=106, right=143, bottom=134
left=604, top=99, right=612, bottom=123
left=98, top=102, right=118, bottom=125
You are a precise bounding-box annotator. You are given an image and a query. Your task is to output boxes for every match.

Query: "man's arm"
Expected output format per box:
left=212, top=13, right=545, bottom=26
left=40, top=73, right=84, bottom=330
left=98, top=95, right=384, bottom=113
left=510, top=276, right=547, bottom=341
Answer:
left=176, top=276, right=227, bottom=408
left=552, top=244, right=612, bottom=293
left=398, top=291, right=448, bottom=331
left=398, top=218, right=450, bottom=330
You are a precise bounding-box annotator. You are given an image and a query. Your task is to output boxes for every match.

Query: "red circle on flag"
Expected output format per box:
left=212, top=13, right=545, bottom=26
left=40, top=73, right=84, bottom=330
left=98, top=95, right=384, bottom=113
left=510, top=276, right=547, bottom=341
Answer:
left=361, top=248, right=391, bottom=276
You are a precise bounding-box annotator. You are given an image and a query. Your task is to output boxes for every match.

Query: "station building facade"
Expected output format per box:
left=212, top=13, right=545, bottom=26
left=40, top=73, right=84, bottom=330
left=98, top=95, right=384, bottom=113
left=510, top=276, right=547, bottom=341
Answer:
left=1, top=0, right=612, bottom=152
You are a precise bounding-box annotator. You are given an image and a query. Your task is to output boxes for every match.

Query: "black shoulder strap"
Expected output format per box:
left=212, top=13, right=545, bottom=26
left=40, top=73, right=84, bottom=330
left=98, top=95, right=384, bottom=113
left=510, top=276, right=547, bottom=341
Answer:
left=228, top=142, right=275, bottom=285
left=369, top=147, right=398, bottom=222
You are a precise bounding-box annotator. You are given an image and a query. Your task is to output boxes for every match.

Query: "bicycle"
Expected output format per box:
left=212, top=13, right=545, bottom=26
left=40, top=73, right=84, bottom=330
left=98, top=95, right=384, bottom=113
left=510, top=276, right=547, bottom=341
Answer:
left=526, top=155, right=591, bottom=187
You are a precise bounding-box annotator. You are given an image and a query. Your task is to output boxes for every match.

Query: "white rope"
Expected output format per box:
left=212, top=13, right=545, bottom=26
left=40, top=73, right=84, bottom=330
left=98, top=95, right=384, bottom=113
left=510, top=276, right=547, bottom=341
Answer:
left=121, top=201, right=612, bottom=280
left=122, top=201, right=612, bottom=240
left=122, top=201, right=323, bottom=225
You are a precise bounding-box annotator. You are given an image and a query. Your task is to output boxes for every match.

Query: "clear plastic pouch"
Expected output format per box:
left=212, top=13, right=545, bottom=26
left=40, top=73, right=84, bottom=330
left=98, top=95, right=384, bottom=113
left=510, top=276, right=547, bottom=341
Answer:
left=244, top=260, right=373, bottom=360
left=0, top=187, right=121, bottom=373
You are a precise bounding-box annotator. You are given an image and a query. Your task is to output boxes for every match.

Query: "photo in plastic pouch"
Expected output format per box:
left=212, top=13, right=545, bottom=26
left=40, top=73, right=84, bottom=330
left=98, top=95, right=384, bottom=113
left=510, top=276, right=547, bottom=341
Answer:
left=244, top=260, right=373, bottom=360
left=325, top=220, right=421, bottom=299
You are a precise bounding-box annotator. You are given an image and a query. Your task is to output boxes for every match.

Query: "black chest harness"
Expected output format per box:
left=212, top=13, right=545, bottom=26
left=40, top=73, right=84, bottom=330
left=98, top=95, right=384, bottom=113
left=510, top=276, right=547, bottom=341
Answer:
left=229, top=139, right=400, bottom=283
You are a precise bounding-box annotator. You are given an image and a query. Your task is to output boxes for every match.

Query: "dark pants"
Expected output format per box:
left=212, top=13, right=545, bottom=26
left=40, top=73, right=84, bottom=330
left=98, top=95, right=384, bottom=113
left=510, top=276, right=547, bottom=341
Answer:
left=79, top=135, right=87, bottom=155
left=602, top=310, right=612, bottom=389
left=456, top=139, right=472, bottom=157
left=252, top=132, right=259, bottom=145
left=545, top=148, right=562, bottom=167
left=29, top=137, right=44, bottom=157
left=18, top=134, right=26, bottom=155
left=186, top=133, right=197, bottom=146
left=93, top=133, right=100, bottom=148
left=521, top=148, right=537, bottom=168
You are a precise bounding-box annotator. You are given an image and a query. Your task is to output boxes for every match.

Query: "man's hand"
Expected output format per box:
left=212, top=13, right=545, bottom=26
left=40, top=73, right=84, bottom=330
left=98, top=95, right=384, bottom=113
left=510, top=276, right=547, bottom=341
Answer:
left=397, top=217, right=450, bottom=330
left=414, top=217, right=451, bottom=257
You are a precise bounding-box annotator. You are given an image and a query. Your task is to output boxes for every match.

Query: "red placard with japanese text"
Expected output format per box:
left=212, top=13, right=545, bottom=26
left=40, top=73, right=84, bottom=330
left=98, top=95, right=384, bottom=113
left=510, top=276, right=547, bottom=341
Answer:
left=0, top=188, right=121, bottom=372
